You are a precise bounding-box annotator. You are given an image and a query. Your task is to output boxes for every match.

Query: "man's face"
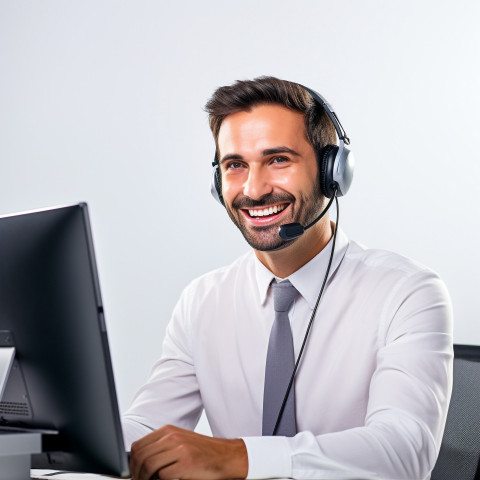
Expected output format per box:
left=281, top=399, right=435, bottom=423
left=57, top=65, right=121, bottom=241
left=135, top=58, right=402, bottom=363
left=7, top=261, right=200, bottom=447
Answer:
left=217, top=104, right=324, bottom=251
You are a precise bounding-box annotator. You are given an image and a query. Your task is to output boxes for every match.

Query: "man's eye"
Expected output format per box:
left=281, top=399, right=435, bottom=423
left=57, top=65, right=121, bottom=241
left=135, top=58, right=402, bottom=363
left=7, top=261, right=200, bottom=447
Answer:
left=226, top=162, right=244, bottom=170
left=272, top=156, right=289, bottom=164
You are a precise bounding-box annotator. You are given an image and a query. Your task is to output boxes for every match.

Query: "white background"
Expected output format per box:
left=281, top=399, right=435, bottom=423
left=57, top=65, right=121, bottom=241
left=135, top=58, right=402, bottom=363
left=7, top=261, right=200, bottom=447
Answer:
left=1, top=0, right=479, bottom=432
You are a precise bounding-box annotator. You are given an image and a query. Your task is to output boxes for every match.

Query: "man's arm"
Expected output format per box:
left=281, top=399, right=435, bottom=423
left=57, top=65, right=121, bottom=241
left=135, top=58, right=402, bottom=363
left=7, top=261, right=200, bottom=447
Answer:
left=242, top=270, right=453, bottom=480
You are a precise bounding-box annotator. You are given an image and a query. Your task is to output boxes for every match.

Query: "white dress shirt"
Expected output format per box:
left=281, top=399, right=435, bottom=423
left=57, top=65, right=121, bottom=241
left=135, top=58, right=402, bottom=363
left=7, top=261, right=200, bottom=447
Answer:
left=123, top=228, right=453, bottom=480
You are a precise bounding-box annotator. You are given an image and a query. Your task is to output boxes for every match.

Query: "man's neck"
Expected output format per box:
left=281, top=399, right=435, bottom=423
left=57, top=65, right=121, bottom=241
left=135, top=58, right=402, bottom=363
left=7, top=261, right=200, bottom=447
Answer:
left=254, top=217, right=334, bottom=278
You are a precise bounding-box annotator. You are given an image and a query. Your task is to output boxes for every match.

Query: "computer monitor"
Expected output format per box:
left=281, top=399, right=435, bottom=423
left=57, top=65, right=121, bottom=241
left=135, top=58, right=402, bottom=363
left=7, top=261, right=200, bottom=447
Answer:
left=0, top=203, right=129, bottom=477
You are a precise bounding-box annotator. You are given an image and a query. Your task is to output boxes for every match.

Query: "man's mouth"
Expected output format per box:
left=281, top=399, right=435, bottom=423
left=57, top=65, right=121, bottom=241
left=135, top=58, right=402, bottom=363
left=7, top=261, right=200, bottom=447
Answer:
left=246, top=203, right=288, bottom=217
left=240, top=202, right=290, bottom=223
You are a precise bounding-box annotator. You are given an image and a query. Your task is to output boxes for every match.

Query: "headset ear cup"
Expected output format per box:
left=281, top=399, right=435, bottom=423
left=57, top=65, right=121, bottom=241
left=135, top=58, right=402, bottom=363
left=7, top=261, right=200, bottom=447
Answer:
left=215, top=168, right=224, bottom=205
left=210, top=165, right=225, bottom=206
left=210, top=150, right=225, bottom=206
left=319, top=144, right=338, bottom=198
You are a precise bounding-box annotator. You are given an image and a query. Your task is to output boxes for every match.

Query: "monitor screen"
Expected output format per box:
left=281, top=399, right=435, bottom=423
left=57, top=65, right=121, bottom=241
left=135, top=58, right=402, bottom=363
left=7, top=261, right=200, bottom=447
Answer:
left=0, top=203, right=129, bottom=477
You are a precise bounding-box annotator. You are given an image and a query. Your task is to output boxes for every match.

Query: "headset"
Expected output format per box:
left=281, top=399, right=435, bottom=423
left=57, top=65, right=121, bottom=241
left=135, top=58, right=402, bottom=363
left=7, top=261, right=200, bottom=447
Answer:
left=210, top=83, right=355, bottom=213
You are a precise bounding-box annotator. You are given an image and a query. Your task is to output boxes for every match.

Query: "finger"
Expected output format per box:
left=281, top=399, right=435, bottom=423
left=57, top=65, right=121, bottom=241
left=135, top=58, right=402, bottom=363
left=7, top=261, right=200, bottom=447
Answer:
left=130, top=428, right=174, bottom=479
left=135, top=448, right=180, bottom=480
left=156, top=460, right=185, bottom=480
left=131, top=433, right=188, bottom=480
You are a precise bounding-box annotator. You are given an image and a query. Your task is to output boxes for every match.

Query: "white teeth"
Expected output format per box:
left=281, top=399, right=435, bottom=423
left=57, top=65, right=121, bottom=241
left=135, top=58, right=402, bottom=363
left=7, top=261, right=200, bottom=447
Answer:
left=248, top=204, right=287, bottom=217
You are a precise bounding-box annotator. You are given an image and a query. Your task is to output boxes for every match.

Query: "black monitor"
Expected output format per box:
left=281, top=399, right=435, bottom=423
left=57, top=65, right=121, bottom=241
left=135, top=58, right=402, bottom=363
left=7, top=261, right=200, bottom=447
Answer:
left=0, top=203, right=129, bottom=477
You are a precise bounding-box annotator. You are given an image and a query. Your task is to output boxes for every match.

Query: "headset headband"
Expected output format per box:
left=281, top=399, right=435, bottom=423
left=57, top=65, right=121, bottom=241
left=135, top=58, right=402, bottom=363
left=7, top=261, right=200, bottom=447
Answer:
left=299, top=85, right=350, bottom=146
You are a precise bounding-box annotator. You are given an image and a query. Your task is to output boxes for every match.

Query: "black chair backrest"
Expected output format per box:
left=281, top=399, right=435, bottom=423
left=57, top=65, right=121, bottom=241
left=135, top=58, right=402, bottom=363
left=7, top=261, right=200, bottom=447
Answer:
left=431, top=344, right=480, bottom=480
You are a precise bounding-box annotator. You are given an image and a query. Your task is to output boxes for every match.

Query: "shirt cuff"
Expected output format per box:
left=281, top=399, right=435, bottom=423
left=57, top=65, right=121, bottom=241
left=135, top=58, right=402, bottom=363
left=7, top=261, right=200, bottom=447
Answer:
left=242, top=436, right=291, bottom=479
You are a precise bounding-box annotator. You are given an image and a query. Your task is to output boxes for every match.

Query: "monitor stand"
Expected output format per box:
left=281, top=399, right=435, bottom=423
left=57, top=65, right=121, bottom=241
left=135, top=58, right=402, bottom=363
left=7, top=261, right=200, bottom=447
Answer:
left=0, top=335, right=42, bottom=480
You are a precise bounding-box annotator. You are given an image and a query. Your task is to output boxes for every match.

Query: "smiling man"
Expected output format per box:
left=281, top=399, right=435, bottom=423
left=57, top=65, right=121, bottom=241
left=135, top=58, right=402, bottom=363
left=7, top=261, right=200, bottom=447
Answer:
left=124, top=77, right=453, bottom=480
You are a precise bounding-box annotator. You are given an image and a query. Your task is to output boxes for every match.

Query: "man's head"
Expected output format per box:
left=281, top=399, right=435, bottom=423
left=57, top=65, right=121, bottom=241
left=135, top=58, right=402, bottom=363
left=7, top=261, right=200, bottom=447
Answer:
left=205, top=76, right=336, bottom=156
left=205, top=76, right=337, bottom=252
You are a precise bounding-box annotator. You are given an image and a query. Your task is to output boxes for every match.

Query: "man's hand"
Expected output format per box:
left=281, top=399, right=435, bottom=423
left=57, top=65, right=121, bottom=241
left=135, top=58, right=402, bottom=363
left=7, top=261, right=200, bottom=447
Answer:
left=129, top=424, right=249, bottom=480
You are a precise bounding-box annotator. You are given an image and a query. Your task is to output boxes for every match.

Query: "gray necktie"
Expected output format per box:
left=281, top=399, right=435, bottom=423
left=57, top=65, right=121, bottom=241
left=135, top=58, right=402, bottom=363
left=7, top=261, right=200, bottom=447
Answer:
left=262, top=280, right=298, bottom=437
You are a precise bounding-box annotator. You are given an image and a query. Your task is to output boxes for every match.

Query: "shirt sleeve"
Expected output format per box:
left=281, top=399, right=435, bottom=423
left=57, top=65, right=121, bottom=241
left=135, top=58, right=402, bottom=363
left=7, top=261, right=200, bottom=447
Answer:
left=122, top=287, right=203, bottom=449
left=243, top=270, right=453, bottom=480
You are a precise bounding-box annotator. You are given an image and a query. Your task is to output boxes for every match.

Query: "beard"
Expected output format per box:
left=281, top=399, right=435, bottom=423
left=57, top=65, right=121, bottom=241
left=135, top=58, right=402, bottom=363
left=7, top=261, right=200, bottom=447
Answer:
left=224, top=182, right=325, bottom=252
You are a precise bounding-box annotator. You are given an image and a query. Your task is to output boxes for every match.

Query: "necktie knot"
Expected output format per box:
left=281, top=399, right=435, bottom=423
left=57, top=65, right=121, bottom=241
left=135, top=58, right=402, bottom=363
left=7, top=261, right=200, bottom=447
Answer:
left=272, top=280, right=298, bottom=313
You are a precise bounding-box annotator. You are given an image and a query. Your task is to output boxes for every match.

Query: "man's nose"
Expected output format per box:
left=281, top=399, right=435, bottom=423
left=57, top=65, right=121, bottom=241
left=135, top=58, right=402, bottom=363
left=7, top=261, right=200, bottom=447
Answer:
left=243, top=167, right=273, bottom=200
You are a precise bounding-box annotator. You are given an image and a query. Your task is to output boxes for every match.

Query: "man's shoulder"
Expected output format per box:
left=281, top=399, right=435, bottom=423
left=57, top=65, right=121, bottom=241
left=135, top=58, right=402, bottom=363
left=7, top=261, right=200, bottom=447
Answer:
left=344, top=237, right=442, bottom=284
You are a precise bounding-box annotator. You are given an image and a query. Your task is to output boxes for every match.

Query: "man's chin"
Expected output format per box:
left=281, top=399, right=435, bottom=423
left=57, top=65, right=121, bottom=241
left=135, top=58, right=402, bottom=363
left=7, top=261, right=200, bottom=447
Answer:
left=227, top=210, right=296, bottom=251
left=240, top=226, right=295, bottom=252
left=251, top=240, right=294, bottom=252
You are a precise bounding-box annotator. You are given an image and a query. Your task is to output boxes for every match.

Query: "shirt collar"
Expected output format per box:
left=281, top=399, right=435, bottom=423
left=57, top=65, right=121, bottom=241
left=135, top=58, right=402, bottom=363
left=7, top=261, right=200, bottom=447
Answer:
left=253, top=225, right=350, bottom=309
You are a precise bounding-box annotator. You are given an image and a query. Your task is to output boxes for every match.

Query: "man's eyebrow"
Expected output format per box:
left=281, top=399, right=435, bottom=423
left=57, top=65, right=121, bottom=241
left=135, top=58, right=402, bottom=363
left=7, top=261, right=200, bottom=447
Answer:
left=219, top=153, right=244, bottom=165
left=219, top=147, right=300, bottom=165
left=262, top=146, right=301, bottom=156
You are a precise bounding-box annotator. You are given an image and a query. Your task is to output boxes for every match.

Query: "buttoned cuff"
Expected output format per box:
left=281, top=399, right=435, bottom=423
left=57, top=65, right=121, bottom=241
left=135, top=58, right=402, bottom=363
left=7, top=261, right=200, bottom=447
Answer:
left=242, top=436, right=291, bottom=479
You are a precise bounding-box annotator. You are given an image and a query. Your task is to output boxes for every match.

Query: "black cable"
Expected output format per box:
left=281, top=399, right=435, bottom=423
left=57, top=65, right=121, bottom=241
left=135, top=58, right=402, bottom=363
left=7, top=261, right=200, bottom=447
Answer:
left=272, top=190, right=340, bottom=436
left=304, top=193, right=335, bottom=231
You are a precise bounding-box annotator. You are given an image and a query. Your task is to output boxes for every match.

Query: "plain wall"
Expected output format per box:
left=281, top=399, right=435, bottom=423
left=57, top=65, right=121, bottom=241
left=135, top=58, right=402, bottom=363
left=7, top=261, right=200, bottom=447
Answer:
left=1, top=1, right=479, bottom=429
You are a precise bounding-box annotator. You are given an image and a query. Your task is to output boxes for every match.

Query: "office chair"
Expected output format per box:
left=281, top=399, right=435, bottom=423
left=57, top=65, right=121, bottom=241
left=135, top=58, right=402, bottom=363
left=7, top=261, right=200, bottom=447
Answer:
left=431, top=344, right=480, bottom=480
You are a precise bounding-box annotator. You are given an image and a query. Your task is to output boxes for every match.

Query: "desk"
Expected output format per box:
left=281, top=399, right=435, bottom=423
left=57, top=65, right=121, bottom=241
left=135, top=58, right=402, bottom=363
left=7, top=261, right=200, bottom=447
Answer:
left=31, top=471, right=130, bottom=480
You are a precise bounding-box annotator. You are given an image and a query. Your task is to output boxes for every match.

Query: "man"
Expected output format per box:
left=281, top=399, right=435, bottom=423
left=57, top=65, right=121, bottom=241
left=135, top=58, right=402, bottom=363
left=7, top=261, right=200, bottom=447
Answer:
left=124, top=77, right=453, bottom=480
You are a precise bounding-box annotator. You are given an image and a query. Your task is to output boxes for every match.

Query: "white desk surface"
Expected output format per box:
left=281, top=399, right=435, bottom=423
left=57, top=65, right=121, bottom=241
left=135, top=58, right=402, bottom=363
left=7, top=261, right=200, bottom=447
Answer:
left=31, top=470, right=131, bottom=479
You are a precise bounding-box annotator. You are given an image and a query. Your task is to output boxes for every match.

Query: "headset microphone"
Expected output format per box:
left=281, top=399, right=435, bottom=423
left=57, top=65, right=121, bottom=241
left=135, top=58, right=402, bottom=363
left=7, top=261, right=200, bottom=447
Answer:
left=278, top=191, right=337, bottom=241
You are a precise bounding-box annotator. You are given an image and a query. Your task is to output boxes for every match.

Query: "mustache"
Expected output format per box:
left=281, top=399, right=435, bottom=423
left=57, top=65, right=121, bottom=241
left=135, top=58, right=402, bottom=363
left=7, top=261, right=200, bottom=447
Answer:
left=232, top=193, right=295, bottom=210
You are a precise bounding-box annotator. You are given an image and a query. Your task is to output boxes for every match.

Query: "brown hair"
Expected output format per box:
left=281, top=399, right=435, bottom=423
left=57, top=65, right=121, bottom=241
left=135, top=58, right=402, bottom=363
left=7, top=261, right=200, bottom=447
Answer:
left=204, top=76, right=336, bottom=154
